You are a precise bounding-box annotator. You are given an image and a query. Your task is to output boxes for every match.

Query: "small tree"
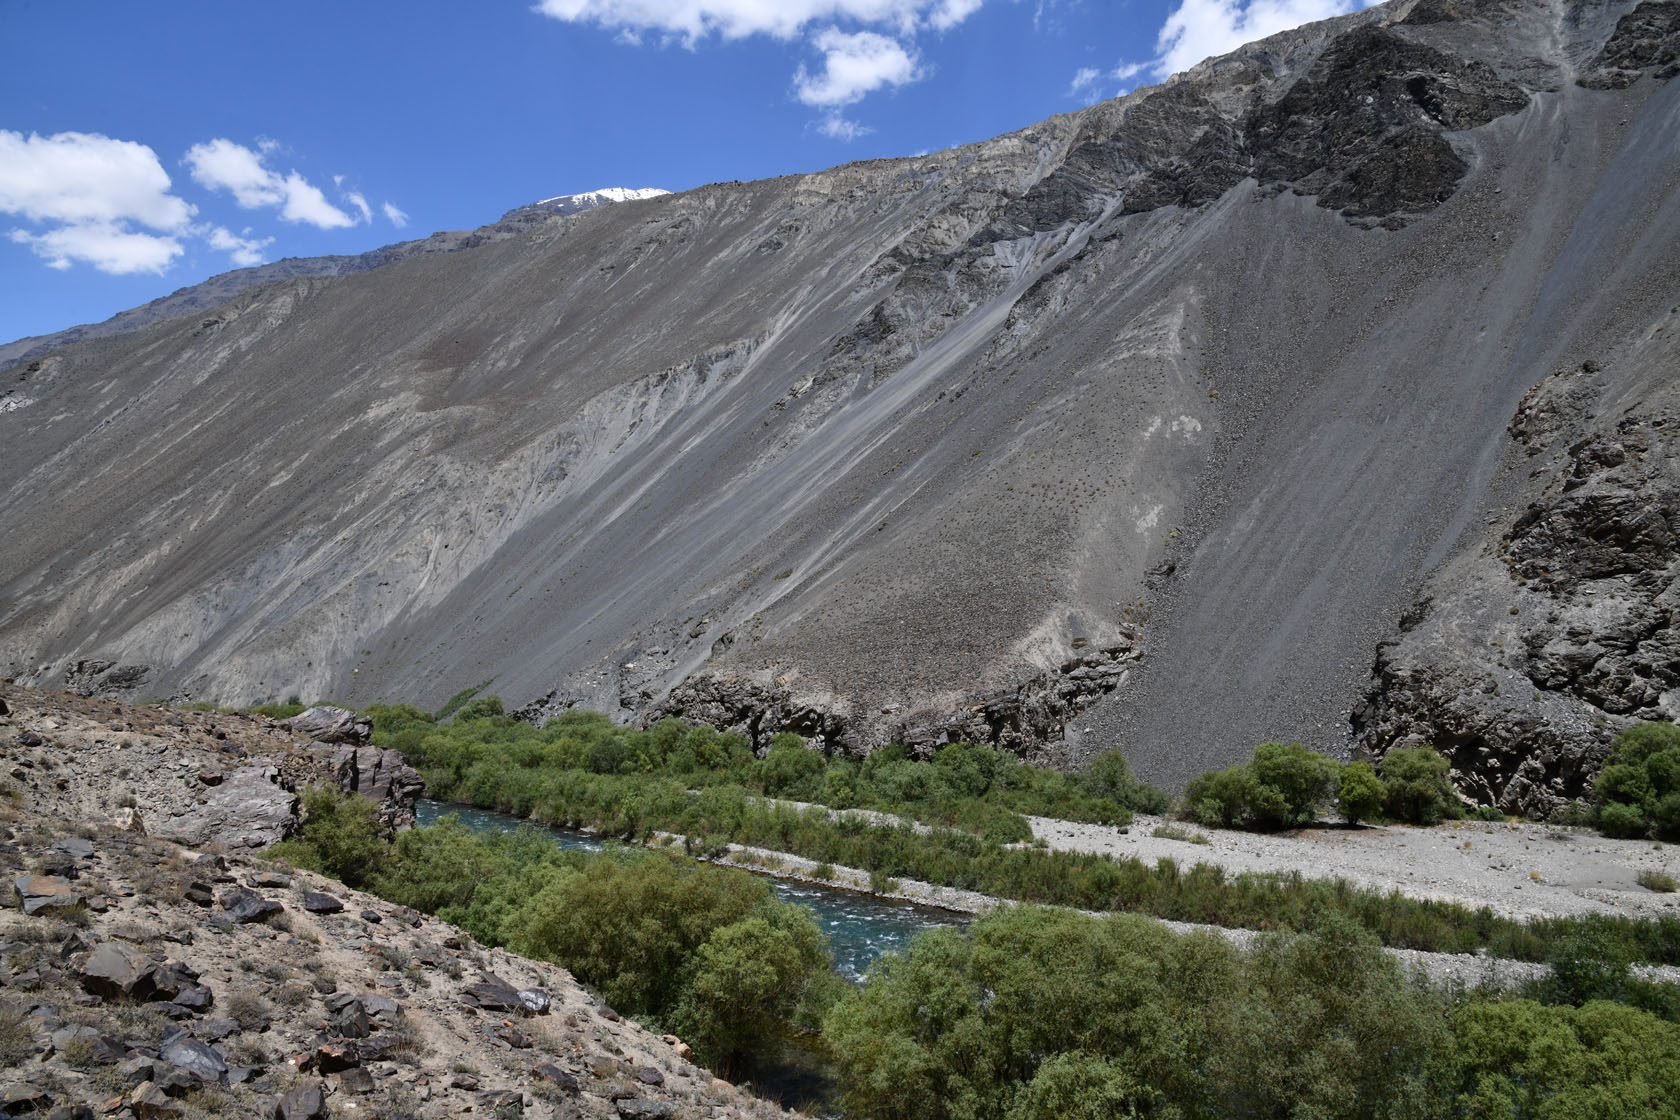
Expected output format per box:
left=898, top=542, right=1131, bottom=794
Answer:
left=1247, top=742, right=1336, bottom=829
left=1337, top=762, right=1386, bottom=826
left=1379, top=746, right=1457, bottom=825
left=1183, top=766, right=1252, bottom=829
left=671, top=906, right=830, bottom=1076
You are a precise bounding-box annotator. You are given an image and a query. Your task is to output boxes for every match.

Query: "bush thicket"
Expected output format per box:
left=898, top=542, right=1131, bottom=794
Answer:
left=1380, top=745, right=1459, bottom=826
left=1593, top=721, right=1680, bottom=840
left=826, top=905, right=1680, bottom=1120
left=1182, top=743, right=1463, bottom=830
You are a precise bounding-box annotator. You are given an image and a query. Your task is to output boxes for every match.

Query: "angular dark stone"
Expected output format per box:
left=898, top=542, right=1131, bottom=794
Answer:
left=153, top=1067, right=202, bottom=1098
left=300, top=891, right=343, bottom=914
left=460, top=975, right=523, bottom=1012
left=218, top=888, right=282, bottom=923
left=615, top=1100, right=676, bottom=1120
left=531, top=1064, right=580, bottom=1094
left=170, top=984, right=214, bottom=1011
left=284, top=706, right=371, bottom=744
left=315, top=1040, right=359, bottom=1073
left=13, top=873, right=81, bottom=916
left=477, top=1089, right=523, bottom=1116
left=359, top=908, right=382, bottom=923
left=78, top=941, right=157, bottom=999
left=516, top=987, right=550, bottom=1014
left=183, top=882, right=214, bottom=906
left=193, top=1018, right=240, bottom=1041
left=275, top=1081, right=326, bottom=1120
left=161, top=1037, right=227, bottom=1084
left=634, top=1066, right=665, bottom=1086
left=338, top=1067, right=375, bottom=1094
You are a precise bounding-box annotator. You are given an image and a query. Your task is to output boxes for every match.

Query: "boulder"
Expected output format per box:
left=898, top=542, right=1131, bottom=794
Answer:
left=460, top=974, right=524, bottom=1012
left=301, top=891, right=343, bottom=913
left=152, top=766, right=296, bottom=850
left=532, top=1064, right=580, bottom=1094
left=218, top=888, right=282, bottom=924
left=13, top=873, right=81, bottom=916
left=275, top=1081, right=326, bottom=1120
left=77, top=941, right=159, bottom=1000
left=284, top=706, right=371, bottom=744
left=616, top=1101, right=676, bottom=1120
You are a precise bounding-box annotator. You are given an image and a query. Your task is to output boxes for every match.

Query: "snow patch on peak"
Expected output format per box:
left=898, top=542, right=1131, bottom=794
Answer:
left=536, top=187, right=669, bottom=207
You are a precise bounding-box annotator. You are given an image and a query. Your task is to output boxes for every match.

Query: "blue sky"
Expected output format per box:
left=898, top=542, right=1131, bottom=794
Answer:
left=0, top=0, right=1371, bottom=346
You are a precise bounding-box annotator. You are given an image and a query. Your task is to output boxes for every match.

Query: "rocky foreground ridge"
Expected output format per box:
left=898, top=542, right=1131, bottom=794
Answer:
left=1, top=0, right=1677, bottom=806
left=0, top=684, right=796, bottom=1120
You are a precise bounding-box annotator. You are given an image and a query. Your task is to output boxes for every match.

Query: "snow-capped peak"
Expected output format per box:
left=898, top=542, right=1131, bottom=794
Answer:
left=530, top=187, right=670, bottom=213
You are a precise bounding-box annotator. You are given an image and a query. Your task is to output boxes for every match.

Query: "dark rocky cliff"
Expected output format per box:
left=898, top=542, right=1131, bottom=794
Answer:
left=1, top=0, right=1676, bottom=811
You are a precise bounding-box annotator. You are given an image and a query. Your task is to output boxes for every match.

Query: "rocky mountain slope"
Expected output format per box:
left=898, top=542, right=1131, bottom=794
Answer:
left=1, top=0, right=1677, bottom=807
left=0, top=683, right=796, bottom=1120
left=0, top=190, right=669, bottom=377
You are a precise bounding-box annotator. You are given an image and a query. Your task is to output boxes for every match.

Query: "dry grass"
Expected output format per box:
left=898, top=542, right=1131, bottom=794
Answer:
left=1637, top=869, right=1678, bottom=893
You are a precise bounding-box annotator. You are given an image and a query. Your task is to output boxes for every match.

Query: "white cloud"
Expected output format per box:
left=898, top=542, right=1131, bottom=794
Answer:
left=204, top=225, right=272, bottom=268
left=534, top=0, right=983, bottom=43
left=0, top=130, right=196, bottom=275
left=382, top=202, right=410, bottom=228
left=1069, top=65, right=1102, bottom=95
left=0, top=130, right=194, bottom=231
left=185, top=139, right=357, bottom=229
left=1153, top=0, right=1369, bottom=78
left=539, top=0, right=978, bottom=137
left=183, top=138, right=285, bottom=209
left=796, top=28, right=920, bottom=107
left=927, top=0, right=982, bottom=30
left=345, top=190, right=373, bottom=224
left=818, top=113, right=872, bottom=140
left=10, top=222, right=182, bottom=274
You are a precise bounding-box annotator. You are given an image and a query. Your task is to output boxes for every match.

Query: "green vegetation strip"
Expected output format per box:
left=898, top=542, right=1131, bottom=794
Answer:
left=270, top=786, right=1680, bottom=1118
left=368, top=702, right=1680, bottom=967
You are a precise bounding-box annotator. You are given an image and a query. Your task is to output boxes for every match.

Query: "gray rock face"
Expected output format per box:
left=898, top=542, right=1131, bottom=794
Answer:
left=1357, top=352, right=1680, bottom=817
left=152, top=766, right=296, bottom=850
left=284, top=706, right=370, bottom=744
left=0, top=0, right=1675, bottom=804
left=329, top=743, right=423, bottom=834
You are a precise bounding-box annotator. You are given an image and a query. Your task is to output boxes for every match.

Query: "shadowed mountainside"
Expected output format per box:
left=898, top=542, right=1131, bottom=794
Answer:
left=2, top=0, right=1677, bottom=809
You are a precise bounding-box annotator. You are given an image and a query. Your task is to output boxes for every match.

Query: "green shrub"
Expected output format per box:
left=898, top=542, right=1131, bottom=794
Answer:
left=1181, top=743, right=1334, bottom=831
left=1337, top=762, right=1386, bottom=825
left=1599, top=800, right=1649, bottom=839
left=452, top=694, right=506, bottom=723
left=826, top=906, right=1460, bottom=1120
left=1247, top=741, right=1336, bottom=829
left=1079, top=748, right=1171, bottom=815
left=757, top=733, right=826, bottom=800
left=1638, top=870, right=1679, bottom=893
left=266, top=786, right=386, bottom=887
left=435, top=680, right=491, bottom=721
left=1184, top=765, right=1252, bottom=829
left=1593, top=721, right=1680, bottom=840
left=670, top=906, right=830, bottom=1075
left=1379, top=746, right=1457, bottom=825
left=363, top=703, right=436, bottom=734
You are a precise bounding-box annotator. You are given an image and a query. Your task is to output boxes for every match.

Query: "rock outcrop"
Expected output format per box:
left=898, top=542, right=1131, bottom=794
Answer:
left=0, top=685, right=797, bottom=1120
left=1357, top=335, right=1680, bottom=817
